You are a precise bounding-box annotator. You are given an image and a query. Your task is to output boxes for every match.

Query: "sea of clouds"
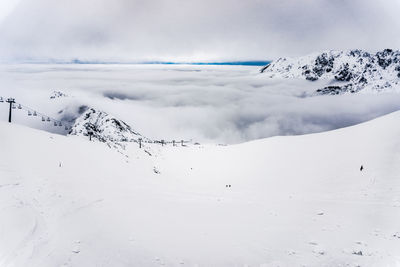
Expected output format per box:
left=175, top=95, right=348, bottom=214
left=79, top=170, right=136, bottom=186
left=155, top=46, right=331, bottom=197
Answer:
left=1, top=64, right=400, bottom=144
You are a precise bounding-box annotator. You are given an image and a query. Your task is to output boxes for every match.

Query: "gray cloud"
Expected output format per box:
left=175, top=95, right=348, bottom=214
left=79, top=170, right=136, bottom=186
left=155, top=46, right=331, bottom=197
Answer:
left=2, top=64, right=400, bottom=144
left=0, top=0, right=399, bottom=61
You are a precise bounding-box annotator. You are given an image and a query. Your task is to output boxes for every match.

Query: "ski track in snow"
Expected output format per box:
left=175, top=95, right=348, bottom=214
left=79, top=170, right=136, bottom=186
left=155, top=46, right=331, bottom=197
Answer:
left=0, top=111, right=400, bottom=266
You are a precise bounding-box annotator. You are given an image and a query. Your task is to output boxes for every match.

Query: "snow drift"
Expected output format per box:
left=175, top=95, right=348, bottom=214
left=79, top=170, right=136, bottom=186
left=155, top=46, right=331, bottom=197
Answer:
left=1, top=111, right=400, bottom=266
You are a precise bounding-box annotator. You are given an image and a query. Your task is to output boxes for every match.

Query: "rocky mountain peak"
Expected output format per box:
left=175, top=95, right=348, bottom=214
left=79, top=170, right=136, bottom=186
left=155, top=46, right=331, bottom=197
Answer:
left=69, top=108, right=147, bottom=143
left=261, top=49, right=400, bottom=95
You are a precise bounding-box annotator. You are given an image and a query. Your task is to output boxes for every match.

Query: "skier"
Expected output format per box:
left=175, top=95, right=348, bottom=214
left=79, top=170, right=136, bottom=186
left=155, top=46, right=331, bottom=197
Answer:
left=360, top=165, right=364, bottom=171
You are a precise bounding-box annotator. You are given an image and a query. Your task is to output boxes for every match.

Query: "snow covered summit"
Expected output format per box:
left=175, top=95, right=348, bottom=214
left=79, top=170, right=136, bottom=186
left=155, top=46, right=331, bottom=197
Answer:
left=69, top=108, right=148, bottom=143
left=261, top=49, right=400, bottom=95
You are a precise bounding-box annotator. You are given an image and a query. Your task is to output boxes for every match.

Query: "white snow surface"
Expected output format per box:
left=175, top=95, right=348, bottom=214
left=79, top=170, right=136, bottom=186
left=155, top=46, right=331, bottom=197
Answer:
left=1, top=111, right=400, bottom=266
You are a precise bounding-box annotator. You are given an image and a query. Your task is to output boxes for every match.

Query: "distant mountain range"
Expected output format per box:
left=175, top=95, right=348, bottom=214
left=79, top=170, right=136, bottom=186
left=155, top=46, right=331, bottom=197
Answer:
left=261, top=49, right=400, bottom=95
left=3, top=58, right=270, bottom=66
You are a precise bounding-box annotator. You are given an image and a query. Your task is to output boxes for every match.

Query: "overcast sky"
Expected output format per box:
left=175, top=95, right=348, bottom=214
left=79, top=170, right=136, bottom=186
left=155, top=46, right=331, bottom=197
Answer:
left=0, top=0, right=399, bottom=62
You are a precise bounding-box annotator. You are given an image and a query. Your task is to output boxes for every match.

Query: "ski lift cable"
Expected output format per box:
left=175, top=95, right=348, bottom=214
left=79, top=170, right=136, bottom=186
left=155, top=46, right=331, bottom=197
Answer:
left=2, top=97, right=73, bottom=130
left=15, top=102, right=72, bottom=126
left=12, top=101, right=73, bottom=130
left=1, top=97, right=62, bottom=128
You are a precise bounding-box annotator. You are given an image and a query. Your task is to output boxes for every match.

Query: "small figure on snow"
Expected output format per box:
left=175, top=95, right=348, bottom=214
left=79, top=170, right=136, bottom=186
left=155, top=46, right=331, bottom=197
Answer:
left=360, top=165, right=364, bottom=171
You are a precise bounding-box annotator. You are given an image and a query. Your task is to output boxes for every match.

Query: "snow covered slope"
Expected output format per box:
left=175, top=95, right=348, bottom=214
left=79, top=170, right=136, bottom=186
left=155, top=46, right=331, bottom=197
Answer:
left=1, top=112, right=400, bottom=266
left=69, top=107, right=149, bottom=143
left=262, top=49, right=400, bottom=95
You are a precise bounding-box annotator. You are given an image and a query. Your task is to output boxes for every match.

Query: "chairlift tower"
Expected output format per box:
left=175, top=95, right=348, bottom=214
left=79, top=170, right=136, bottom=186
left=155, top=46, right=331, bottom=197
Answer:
left=88, top=130, right=93, bottom=141
left=6, top=98, right=15, bottom=123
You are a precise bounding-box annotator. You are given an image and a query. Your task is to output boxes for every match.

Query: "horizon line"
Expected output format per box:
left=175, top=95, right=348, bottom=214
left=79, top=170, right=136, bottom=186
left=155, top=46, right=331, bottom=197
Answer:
left=0, top=59, right=271, bottom=66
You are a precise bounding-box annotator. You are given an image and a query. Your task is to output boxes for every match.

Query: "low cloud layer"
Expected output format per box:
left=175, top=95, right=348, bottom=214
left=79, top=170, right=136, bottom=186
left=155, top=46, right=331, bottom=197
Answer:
left=2, top=64, right=400, bottom=144
left=0, top=0, right=399, bottom=61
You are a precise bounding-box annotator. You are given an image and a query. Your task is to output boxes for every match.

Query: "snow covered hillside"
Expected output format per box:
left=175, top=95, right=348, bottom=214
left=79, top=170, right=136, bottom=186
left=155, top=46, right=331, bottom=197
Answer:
left=70, top=107, right=149, bottom=142
left=1, top=111, right=400, bottom=266
left=262, top=49, right=400, bottom=95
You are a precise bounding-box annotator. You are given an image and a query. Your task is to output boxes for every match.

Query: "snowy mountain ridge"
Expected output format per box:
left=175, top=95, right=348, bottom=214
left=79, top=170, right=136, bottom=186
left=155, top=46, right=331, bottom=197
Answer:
left=261, top=49, right=400, bottom=95
left=69, top=108, right=149, bottom=144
